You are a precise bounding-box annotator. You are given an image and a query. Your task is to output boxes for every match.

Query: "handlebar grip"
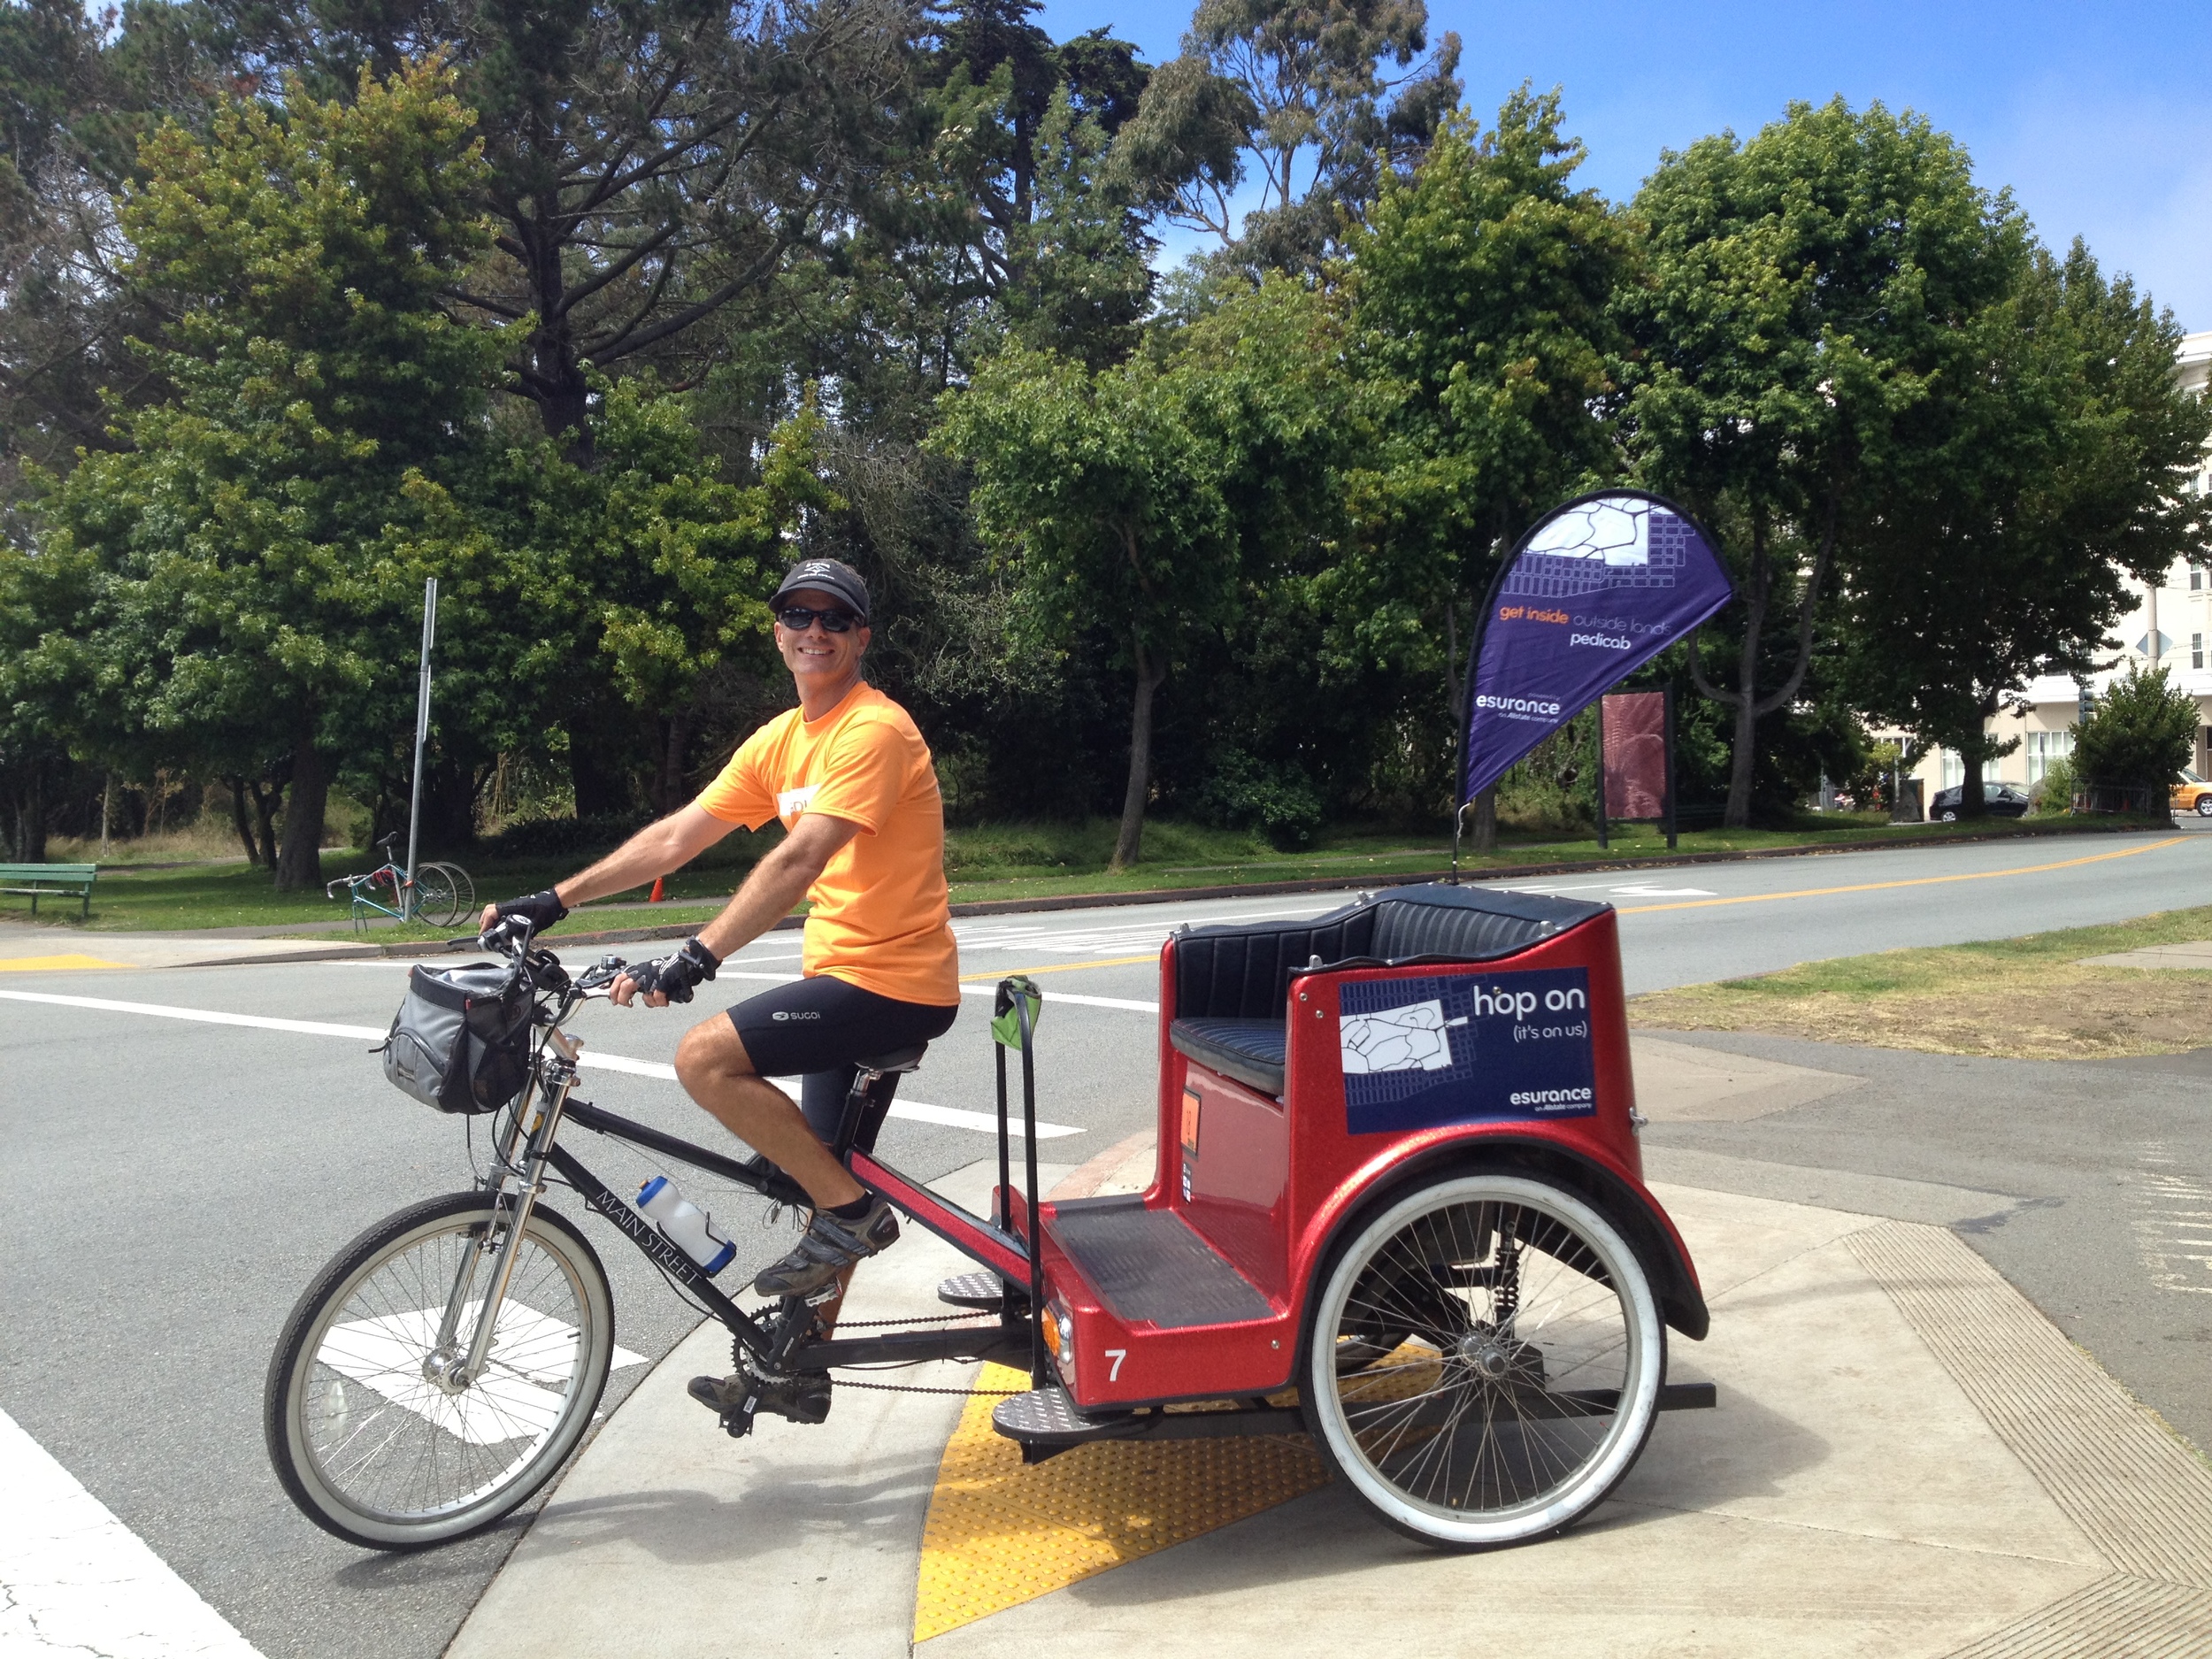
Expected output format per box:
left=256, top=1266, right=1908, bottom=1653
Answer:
left=478, top=914, right=535, bottom=956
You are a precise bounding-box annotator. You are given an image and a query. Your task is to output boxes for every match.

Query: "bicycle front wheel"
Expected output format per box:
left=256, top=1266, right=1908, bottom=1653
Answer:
left=422, top=863, right=473, bottom=927
left=265, top=1192, right=613, bottom=1548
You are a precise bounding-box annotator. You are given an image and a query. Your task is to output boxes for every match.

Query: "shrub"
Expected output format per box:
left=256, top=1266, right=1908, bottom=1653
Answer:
left=2029, top=755, right=2077, bottom=815
left=1194, top=750, right=1325, bottom=850
left=2071, top=665, right=2195, bottom=798
left=475, top=813, right=653, bottom=862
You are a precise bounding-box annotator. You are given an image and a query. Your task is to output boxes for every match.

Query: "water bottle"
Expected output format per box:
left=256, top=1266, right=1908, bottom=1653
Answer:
left=636, top=1176, right=736, bottom=1275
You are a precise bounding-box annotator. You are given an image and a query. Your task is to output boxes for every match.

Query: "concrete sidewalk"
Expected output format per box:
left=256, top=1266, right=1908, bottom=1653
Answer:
left=442, top=1143, right=2212, bottom=1658
left=0, top=923, right=358, bottom=970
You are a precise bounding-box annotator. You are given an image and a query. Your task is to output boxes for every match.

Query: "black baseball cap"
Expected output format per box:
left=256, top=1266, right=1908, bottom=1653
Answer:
left=771, top=557, right=870, bottom=622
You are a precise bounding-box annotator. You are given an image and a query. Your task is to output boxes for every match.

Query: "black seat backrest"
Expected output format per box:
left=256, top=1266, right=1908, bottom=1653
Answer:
left=1369, top=902, right=1564, bottom=962
left=1172, top=909, right=1378, bottom=1023
left=1171, top=884, right=1605, bottom=1021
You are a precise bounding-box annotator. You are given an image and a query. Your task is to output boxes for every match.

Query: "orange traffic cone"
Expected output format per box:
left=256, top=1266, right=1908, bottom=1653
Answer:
left=649, top=875, right=665, bottom=903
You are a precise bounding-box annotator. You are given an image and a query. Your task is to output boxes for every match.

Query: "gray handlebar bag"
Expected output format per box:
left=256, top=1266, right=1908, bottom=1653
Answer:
left=382, top=962, right=533, bottom=1114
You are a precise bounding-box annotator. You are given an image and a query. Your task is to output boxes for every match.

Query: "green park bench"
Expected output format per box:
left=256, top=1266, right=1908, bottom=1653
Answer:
left=0, top=863, right=98, bottom=918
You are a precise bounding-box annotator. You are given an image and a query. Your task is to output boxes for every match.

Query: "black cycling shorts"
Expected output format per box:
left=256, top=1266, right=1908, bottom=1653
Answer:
left=729, top=975, right=959, bottom=1144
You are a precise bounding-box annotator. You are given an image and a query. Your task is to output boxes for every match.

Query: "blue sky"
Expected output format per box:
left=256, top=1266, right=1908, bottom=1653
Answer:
left=1037, top=0, right=2212, bottom=334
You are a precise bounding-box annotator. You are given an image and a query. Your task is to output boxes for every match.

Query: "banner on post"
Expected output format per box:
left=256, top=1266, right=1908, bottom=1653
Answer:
left=1601, top=692, right=1668, bottom=820
left=1463, top=492, right=1732, bottom=803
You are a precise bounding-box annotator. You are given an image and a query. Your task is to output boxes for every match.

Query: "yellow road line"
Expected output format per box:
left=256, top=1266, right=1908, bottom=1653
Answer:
left=0, top=954, right=136, bottom=972
left=957, top=953, right=1157, bottom=981
left=1616, top=836, right=2186, bottom=916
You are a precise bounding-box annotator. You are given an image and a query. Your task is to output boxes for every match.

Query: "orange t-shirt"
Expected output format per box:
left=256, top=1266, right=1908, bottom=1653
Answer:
left=692, top=682, right=958, bottom=1005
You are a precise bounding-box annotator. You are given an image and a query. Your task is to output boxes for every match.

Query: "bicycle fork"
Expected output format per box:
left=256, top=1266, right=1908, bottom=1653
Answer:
left=426, top=1030, right=583, bottom=1392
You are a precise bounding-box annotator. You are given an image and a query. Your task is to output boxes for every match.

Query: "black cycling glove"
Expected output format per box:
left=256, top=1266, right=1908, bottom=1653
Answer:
left=626, top=936, right=720, bottom=1003
left=493, top=889, right=569, bottom=932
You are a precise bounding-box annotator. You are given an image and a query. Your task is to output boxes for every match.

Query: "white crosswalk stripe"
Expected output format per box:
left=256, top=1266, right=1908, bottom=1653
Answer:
left=0, top=1406, right=266, bottom=1657
left=0, top=989, right=1085, bottom=1137
left=318, top=1306, right=646, bottom=1447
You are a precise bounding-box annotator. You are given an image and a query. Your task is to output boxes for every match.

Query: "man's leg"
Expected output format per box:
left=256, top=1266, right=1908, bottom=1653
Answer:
left=672, top=1013, right=899, bottom=1302
left=672, top=1018, right=863, bottom=1209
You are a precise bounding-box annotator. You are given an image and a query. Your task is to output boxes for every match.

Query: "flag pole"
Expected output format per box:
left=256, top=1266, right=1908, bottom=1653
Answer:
left=404, top=578, right=437, bottom=916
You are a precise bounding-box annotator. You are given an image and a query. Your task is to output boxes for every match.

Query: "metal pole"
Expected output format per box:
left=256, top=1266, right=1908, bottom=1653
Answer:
left=404, top=578, right=437, bottom=916
left=1663, top=687, right=1678, bottom=850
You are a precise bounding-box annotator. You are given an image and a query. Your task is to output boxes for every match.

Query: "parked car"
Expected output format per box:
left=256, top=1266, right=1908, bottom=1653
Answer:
left=2172, top=768, right=2212, bottom=817
left=1929, top=782, right=2031, bottom=821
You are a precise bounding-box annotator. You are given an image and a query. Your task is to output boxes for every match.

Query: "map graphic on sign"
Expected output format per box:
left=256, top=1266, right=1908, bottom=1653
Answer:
left=1338, top=970, right=1597, bottom=1134
left=1339, top=1001, right=1468, bottom=1074
left=1502, top=496, right=1688, bottom=600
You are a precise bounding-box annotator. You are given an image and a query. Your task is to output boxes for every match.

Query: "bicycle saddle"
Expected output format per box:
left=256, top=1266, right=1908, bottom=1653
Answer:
left=856, top=1044, right=926, bottom=1075
left=375, top=832, right=403, bottom=853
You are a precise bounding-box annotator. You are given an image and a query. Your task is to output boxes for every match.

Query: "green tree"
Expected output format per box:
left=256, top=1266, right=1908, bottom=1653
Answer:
left=1110, top=0, right=1459, bottom=269
left=1622, top=97, right=2032, bottom=827
left=27, top=60, right=503, bottom=887
left=1836, top=242, right=2212, bottom=814
left=933, top=343, right=1234, bottom=866
left=280, top=0, right=906, bottom=453
left=2072, top=664, right=2196, bottom=803
left=1335, top=90, right=1634, bottom=841
left=426, top=379, right=833, bottom=828
left=933, top=277, right=1344, bottom=864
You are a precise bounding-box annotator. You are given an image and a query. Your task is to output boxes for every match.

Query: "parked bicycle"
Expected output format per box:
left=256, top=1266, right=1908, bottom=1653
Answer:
left=325, top=833, right=474, bottom=930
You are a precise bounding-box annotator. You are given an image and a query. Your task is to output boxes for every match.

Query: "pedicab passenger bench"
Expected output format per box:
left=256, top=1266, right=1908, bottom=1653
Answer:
left=991, top=881, right=1713, bottom=1451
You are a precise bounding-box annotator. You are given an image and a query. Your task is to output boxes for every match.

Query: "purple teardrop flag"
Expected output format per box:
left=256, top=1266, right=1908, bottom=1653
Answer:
left=1463, top=491, right=1732, bottom=803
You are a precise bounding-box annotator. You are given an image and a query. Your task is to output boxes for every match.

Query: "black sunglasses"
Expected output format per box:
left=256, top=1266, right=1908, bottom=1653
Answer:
left=775, top=604, right=860, bottom=634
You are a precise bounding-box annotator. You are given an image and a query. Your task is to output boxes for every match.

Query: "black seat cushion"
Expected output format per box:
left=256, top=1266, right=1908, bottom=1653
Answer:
left=1171, top=883, right=1607, bottom=1024
left=1170, top=1017, right=1287, bottom=1097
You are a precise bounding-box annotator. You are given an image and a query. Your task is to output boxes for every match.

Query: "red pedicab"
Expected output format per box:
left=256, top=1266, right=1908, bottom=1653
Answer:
left=265, top=883, right=1709, bottom=1552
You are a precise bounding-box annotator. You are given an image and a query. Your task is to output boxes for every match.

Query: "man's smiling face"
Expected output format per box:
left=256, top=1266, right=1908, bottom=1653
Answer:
left=773, top=586, right=870, bottom=697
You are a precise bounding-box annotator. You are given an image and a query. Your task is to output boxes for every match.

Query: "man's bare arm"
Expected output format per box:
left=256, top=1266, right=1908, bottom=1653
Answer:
left=612, top=811, right=862, bottom=1006
left=693, top=811, right=860, bottom=959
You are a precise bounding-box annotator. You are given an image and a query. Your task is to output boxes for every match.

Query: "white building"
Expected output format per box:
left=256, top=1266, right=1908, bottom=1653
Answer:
left=1903, top=328, right=2212, bottom=799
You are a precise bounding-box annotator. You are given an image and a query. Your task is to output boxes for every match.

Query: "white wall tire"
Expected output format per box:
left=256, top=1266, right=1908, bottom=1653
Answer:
left=264, top=1194, right=613, bottom=1548
left=1305, top=1171, right=1663, bottom=1549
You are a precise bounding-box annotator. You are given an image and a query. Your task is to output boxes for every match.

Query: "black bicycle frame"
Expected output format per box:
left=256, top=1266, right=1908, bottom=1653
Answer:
left=544, top=1092, right=1039, bottom=1370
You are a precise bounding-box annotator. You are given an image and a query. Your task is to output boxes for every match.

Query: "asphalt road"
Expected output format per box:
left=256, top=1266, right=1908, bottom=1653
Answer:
left=4, top=821, right=2210, bottom=1658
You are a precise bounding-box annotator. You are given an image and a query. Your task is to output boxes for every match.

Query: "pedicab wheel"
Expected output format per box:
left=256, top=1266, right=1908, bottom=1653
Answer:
left=265, top=1193, right=613, bottom=1549
left=1305, top=1172, right=1663, bottom=1550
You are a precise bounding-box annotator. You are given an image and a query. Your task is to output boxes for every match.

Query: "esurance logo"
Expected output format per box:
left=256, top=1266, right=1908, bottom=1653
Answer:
left=1509, top=1086, right=1594, bottom=1108
left=1474, top=694, right=1562, bottom=717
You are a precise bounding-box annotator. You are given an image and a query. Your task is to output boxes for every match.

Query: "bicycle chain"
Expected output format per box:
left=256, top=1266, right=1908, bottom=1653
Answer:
left=727, top=1308, right=1032, bottom=1398
left=831, top=1377, right=1028, bottom=1397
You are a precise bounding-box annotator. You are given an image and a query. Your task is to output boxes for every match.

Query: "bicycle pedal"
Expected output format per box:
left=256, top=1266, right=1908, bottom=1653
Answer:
left=937, top=1271, right=1006, bottom=1312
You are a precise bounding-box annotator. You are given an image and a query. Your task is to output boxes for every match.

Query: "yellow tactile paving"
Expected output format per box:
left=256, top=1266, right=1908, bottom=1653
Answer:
left=0, top=954, right=134, bottom=972
left=913, top=1363, right=1328, bottom=1642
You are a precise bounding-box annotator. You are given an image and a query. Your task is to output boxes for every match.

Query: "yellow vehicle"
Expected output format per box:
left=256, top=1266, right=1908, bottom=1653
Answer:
left=2172, top=768, right=2212, bottom=817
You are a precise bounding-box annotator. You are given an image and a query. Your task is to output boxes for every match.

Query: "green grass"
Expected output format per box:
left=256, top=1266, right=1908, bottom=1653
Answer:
left=1632, top=898, right=2212, bottom=1058
left=0, top=807, right=2163, bottom=938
